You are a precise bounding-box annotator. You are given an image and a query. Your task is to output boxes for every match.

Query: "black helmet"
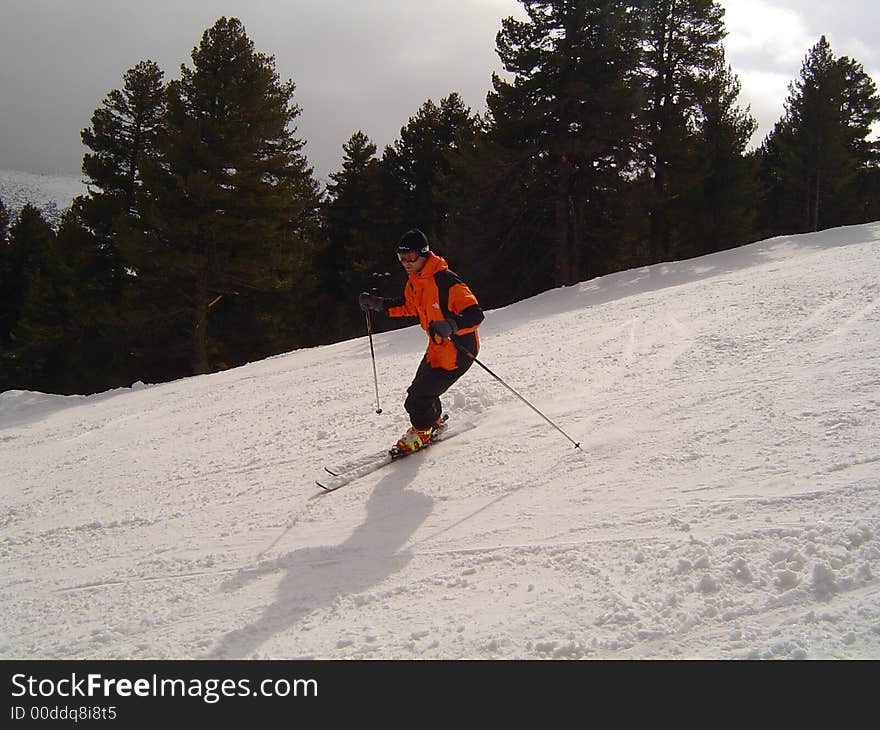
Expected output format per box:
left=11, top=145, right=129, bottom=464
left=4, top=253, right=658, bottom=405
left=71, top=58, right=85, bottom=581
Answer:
left=396, top=229, right=430, bottom=257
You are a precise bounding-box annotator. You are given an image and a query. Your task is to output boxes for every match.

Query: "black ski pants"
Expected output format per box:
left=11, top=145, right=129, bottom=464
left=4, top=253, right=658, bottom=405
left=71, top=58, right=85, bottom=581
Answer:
left=405, top=337, right=475, bottom=428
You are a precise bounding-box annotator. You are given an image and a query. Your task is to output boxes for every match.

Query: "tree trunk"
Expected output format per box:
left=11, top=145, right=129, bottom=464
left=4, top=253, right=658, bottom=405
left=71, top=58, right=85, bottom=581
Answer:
left=650, top=163, right=670, bottom=263
left=191, top=264, right=209, bottom=375
left=810, top=167, right=821, bottom=232
left=554, top=155, right=576, bottom=286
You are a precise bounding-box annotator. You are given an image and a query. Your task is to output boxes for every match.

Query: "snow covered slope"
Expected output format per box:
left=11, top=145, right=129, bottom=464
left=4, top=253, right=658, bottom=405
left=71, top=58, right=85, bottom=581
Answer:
left=2, top=222, right=879, bottom=659
left=0, top=169, right=85, bottom=226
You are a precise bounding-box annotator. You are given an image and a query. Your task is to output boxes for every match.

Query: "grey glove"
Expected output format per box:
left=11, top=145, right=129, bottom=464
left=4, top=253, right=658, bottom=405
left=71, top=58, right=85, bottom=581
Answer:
left=428, top=318, right=459, bottom=341
left=359, top=292, right=385, bottom=312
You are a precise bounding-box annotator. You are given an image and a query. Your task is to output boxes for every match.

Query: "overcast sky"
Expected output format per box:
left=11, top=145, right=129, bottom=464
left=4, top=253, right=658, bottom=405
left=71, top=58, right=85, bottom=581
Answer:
left=1, top=0, right=877, bottom=184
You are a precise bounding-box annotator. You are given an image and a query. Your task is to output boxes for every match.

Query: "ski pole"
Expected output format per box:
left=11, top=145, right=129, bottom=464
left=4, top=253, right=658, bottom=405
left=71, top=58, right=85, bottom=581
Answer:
left=364, top=309, right=382, bottom=414
left=451, top=338, right=580, bottom=449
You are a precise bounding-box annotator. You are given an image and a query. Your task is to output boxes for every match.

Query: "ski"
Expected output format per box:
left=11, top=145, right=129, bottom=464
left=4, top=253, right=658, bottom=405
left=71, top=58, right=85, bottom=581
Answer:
left=322, top=414, right=449, bottom=478
left=316, top=453, right=398, bottom=493
left=323, top=447, right=396, bottom=478
left=316, top=416, right=474, bottom=493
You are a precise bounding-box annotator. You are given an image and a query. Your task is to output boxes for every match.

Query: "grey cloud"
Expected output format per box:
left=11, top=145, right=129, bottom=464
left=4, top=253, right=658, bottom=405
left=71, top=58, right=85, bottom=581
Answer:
left=1, top=1, right=876, bottom=179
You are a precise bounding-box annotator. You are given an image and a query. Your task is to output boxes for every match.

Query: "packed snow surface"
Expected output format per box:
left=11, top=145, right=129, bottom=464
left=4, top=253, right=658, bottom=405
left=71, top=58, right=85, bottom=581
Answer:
left=2, top=222, right=879, bottom=659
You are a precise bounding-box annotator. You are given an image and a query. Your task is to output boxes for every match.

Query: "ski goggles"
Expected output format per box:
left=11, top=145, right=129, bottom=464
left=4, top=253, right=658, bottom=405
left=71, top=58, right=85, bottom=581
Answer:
left=397, top=250, right=423, bottom=263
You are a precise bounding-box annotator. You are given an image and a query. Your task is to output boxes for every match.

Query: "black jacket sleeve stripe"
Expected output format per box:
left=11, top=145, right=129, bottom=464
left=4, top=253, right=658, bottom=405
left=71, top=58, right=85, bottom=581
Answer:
left=434, top=268, right=483, bottom=330
left=457, top=304, right=485, bottom=330
left=434, top=269, right=459, bottom=321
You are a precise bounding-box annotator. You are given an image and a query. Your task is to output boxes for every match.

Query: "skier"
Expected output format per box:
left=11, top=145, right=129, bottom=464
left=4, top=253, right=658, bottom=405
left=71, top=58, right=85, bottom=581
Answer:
left=359, top=229, right=484, bottom=453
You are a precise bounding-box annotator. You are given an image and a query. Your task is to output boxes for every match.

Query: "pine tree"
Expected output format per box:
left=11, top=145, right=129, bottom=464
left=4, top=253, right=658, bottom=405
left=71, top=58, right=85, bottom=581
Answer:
left=639, top=0, right=730, bottom=262
left=381, top=93, right=482, bottom=245
left=684, top=54, right=758, bottom=255
left=441, top=130, right=548, bottom=307
left=0, top=205, right=61, bottom=391
left=134, top=17, right=321, bottom=375
left=315, top=132, right=382, bottom=339
left=53, top=209, right=147, bottom=392
left=78, top=58, right=164, bottom=289
left=325, top=131, right=384, bottom=291
left=758, top=36, right=880, bottom=234
left=68, top=60, right=170, bottom=388
left=0, top=197, right=17, bottom=357
left=0, top=204, right=142, bottom=394
left=81, top=60, right=166, bottom=214
left=322, top=131, right=395, bottom=333
left=0, top=204, right=54, bottom=345
left=0, top=197, right=8, bottom=369
left=488, top=0, right=644, bottom=287
left=0, top=197, right=8, bottom=242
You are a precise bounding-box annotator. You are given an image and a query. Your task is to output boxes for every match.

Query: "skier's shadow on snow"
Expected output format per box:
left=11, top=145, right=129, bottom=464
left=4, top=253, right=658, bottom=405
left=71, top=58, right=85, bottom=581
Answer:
left=207, top=457, right=432, bottom=659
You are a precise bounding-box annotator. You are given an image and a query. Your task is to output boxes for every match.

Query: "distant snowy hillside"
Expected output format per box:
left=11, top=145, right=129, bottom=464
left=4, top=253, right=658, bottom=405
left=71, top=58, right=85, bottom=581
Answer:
left=0, top=169, right=85, bottom=226
left=1, top=222, right=879, bottom=660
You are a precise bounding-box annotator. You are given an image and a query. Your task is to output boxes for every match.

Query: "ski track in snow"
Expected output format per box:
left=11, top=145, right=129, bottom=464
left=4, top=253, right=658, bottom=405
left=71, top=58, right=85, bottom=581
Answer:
left=1, top=223, right=879, bottom=660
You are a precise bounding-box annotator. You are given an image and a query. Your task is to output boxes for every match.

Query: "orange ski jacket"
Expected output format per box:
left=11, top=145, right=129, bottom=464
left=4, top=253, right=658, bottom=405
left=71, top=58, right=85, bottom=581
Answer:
left=386, top=253, right=484, bottom=371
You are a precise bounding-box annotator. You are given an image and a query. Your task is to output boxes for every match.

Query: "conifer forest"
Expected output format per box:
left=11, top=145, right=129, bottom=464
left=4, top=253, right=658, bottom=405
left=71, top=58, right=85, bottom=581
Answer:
left=2, top=3, right=879, bottom=395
